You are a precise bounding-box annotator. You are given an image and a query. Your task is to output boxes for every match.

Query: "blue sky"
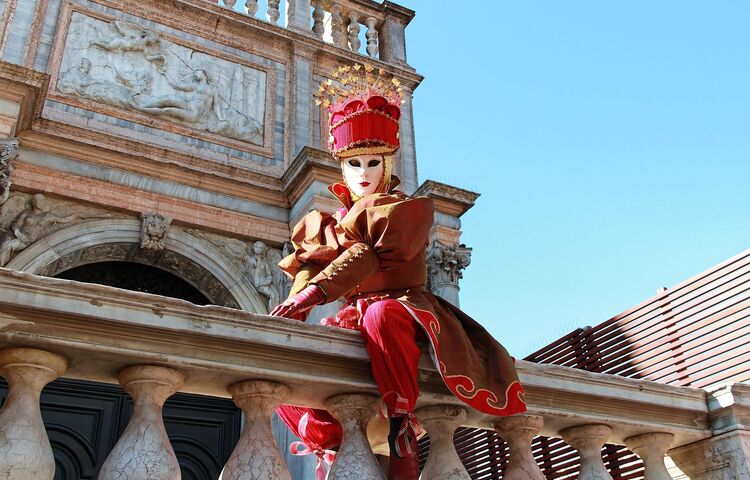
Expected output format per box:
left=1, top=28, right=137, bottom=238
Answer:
left=403, top=1, right=750, bottom=355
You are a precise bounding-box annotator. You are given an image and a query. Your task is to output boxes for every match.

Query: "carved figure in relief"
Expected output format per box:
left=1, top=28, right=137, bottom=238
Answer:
left=135, top=68, right=219, bottom=123
left=140, top=213, right=172, bottom=251
left=0, top=195, right=82, bottom=266
left=269, top=64, right=526, bottom=480
left=58, top=58, right=139, bottom=109
left=242, top=240, right=285, bottom=311
left=91, top=20, right=165, bottom=65
left=0, top=140, right=18, bottom=205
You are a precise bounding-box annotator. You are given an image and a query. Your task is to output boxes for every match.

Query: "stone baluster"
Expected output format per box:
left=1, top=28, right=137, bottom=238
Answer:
left=325, top=393, right=385, bottom=479
left=560, top=424, right=614, bottom=480
left=221, top=380, right=291, bottom=480
left=625, top=433, right=674, bottom=480
left=347, top=12, right=361, bottom=53
left=416, top=405, right=471, bottom=480
left=267, top=0, right=281, bottom=24
left=0, top=347, right=67, bottom=480
left=224, top=0, right=236, bottom=10
left=330, top=4, right=346, bottom=48
left=365, top=17, right=378, bottom=58
left=311, top=0, right=325, bottom=37
left=99, top=366, right=184, bottom=480
left=494, top=415, right=545, bottom=480
left=245, top=0, right=258, bottom=16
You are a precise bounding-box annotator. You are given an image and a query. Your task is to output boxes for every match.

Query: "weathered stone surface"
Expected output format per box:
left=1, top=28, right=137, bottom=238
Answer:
left=417, top=404, right=471, bottom=480
left=326, top=393, right=385, bottom=480
left=495, top=415, right=545, bottom=480
left=560, top=424, right=614, bottom=480
left=0, top=347, right=67, bottom=480
left=625, top=432, right=674, bottom=480
left=222, top=380, right=291, bottom=480
left=99, top=365, right=185, bottom=480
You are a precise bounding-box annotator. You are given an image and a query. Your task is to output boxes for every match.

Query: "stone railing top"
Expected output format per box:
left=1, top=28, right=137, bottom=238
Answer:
left=0, top=267, right=712, bottom=447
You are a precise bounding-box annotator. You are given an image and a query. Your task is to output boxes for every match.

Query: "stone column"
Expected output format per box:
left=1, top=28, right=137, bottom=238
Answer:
left=0, top=138, right=19, bottom=205
left=290, top=45, right=315, bottom=160
left=624, top=433, right=674, bottom=480
left=0, top=347, right=67, bottom=480
left=222, top=380, right=292, bottom=480
left=416, top=404, right=471, bottom=480
left=286, top=0, right=312, bottom=32
left=99, top=365, right=184, bottom=480
left=494, top=415, right=545, bottom=480
left=397, top=87, right=418, bottom=194
left=379, top=16, right=407, bottom=66
left=560, top=424, right=614, bottom=480
left=325, top=393, right=385, bottom=480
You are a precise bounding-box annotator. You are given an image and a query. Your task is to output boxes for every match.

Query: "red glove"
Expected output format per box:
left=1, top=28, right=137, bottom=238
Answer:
left=270, top=285, right=326, bottom=319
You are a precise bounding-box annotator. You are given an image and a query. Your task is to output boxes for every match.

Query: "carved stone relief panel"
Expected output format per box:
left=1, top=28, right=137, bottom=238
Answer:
left=0, top=139, right=19, bottom=205
left=55, top=11, right=268, bottom=146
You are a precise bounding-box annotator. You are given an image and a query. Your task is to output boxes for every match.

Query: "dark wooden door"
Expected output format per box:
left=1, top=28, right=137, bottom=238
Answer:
left=0, top=377, right=241, bottom=479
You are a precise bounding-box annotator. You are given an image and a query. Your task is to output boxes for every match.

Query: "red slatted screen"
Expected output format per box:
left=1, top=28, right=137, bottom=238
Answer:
left=419, top=248, right=750, bottom=478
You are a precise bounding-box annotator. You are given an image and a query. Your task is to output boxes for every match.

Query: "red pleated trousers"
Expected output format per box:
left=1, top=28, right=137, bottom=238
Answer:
left=277, top=299, right=424, bottom=451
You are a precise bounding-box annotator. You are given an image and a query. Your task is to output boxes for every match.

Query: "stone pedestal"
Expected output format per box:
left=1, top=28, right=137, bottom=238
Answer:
left=495, top=415, right=545, bottom=480
left=325, top=393, right=384, bottom=480
left=222, top=380, right=291, bottom=480
left=99, top=365, right=184, bottom=480
left=669, top=430, right=750, bottom=480
left=416, top=404, right=471, bottom=480
left=0, top=347, right=67, bottom=480
left=560, top=424, right=614, bottom=480
left=625, top=432, right=674, bottom=480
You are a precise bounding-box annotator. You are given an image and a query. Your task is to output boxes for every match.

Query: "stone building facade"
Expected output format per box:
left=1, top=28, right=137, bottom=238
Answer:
left=0, top=0, right=478, bottom=477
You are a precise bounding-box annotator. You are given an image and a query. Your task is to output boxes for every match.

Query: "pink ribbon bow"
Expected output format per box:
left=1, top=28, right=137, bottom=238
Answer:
left=289, top=412, right=337, bottom=480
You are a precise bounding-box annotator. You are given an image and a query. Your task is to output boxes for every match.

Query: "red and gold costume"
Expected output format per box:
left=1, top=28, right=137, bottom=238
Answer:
left=271, top=64, right=526, bottom=479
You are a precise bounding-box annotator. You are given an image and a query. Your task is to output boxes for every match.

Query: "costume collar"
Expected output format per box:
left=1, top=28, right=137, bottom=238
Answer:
left=327, top=175, right=402, bottom=209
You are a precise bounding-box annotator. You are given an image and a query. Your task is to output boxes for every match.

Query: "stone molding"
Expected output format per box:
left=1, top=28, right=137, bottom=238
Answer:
left=0, top=61, right=50, bottom=137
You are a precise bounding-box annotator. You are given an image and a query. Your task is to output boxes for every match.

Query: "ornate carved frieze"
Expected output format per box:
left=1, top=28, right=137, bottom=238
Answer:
left=55, top=13, right=267, bottom=146
left=140, top=213, right=172, bottom=251
left=0, top=193, right=114, bottom=267
left=186, top=228, right=290, bottom=310
left=0, top=139, right=18, bottom=205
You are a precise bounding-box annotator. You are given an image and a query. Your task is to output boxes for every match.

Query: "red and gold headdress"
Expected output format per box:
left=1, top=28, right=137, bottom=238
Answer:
left=316, top=64, right=404, bottom=159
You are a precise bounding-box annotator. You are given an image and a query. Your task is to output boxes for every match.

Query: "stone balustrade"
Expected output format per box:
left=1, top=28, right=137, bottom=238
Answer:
left=201, top=0, right=413, bottom=64
left=0, top=267, right=747, bottom=479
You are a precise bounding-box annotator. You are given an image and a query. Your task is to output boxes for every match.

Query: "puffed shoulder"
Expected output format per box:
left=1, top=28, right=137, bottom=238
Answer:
left=337, top=194, right=434, bottom=269
left=279, top=210, right=341, bottom=277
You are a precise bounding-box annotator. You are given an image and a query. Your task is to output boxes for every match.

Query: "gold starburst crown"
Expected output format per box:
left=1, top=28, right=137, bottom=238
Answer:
left=315, top=63, right=405, bottom=110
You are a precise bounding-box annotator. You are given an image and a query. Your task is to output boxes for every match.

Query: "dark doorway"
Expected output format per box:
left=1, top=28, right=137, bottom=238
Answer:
left=56, top=261, right=211, bottom=305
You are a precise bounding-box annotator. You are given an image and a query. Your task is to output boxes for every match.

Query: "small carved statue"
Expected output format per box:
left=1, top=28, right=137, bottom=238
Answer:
left=140, top=213, right=172, bottom=251
left=0, top=194, right=82, bottom=267
left=242, top=240, right=286, bottom=311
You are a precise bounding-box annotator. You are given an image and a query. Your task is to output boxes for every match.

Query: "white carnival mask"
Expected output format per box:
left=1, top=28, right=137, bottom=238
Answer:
left=342, top=154, right=385, bottom=197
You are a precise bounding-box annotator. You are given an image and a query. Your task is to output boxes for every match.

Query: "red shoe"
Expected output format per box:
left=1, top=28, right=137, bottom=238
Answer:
left=388, top=415, right=419, bottom=480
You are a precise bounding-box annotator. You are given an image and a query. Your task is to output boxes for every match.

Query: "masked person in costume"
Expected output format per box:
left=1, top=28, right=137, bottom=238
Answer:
left=270, top=64, right=526, bottom=480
